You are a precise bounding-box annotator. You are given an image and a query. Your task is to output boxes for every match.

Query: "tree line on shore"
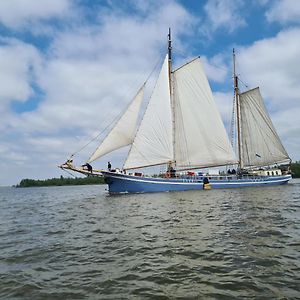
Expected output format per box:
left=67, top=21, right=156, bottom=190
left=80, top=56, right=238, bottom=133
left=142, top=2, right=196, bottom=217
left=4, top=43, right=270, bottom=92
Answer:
left=15, top=162, right=300, bottom=187
left=16, top=175, right=105, bottom=187
left=291, top=162, right=300, bottom=178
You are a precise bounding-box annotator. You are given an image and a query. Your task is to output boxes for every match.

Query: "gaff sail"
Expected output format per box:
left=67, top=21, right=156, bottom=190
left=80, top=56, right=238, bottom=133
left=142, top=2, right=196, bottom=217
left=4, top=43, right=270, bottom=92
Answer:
left=239, top=87, right=290, bottom=167
left=173, top=58, right=237, bottom=168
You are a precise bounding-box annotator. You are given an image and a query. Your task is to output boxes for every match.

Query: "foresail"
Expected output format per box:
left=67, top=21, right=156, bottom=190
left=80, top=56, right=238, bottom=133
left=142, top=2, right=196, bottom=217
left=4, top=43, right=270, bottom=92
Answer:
left=88, top=84, right=145, bottom=163
left=239, top=87, right=290, bottom=167
left=123, top=55, right=173, bottom=170
left=173, top=58, right=237, bottom=168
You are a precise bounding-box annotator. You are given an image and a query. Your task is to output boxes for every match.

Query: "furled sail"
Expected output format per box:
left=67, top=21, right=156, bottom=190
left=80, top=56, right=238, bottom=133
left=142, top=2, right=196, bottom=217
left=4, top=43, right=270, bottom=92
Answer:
left=173, top=57, right=237, bottom=168
left=88, top=84, right=145, bottom=163
left=239, top=87, right=290, bottom=168
left=123, top=55, right=173, bottom=170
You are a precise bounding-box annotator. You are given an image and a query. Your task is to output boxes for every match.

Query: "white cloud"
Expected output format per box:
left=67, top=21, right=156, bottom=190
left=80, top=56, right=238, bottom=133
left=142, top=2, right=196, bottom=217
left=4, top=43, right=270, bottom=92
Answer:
left=201, top=0, right=246, bottom=36
left=0, top=0, right=73, bottom=30
left=0, top=142, right=28, bottom=164
left=213, top=92, right=234, bottom=127
left=7, top=0, right=195, bottom=134
left=266, top=0, right=300, bottom=24
left=202, top=55, right=229, bottom=83
left=0, top=38, right=41, bottom=111
left=237, top=27, right=300, bottom=108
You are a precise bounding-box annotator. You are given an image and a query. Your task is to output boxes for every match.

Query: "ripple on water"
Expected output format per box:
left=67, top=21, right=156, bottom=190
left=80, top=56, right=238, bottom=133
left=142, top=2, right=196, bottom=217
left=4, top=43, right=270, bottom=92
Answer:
left=0, top=183, right=300, bottom=299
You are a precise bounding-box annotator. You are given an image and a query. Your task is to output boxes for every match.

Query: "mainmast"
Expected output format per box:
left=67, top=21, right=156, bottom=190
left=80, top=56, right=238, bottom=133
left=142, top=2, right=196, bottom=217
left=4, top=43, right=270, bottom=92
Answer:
left=167, top=28, right=172, bottom=95
left=168, top=28, right=176, bottom=166
left=233, top=48, right=242, bottom=170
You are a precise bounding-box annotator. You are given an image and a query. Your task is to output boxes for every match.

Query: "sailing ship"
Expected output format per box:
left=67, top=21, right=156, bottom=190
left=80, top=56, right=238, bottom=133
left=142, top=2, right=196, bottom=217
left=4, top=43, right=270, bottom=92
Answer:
left=60, top=29, right=292, bottom=194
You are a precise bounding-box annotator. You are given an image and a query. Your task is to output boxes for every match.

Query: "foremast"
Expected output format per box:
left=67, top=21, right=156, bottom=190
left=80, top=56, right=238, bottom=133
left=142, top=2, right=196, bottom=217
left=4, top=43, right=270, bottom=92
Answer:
left=233, top=48, right=242, bottom=170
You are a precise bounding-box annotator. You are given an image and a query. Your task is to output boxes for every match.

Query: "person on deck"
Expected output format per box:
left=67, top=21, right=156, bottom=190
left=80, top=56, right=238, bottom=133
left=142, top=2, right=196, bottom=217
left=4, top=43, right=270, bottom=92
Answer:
left=108, top=161, right=112, bottom=171
left=66, top=159, right=73, bottom=167
left=167, top=161, right=176, bottom=178
left=170, top=166, right=176, bottom=178
left=82, top=163, right=93, bottom=173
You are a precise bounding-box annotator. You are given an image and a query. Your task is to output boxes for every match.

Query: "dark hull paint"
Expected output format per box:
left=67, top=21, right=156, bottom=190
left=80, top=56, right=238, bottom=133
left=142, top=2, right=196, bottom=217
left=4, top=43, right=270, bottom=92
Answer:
left=102, top=171, right=292, bottom=194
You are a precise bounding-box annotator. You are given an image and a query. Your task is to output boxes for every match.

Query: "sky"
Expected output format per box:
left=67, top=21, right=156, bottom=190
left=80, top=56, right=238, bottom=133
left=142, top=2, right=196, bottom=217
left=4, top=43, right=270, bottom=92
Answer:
left=0, top=0, right=300, bottom=185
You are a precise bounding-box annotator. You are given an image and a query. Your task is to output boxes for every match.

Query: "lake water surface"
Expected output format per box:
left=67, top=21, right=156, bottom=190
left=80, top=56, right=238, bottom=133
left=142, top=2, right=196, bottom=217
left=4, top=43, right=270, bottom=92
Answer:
left=0, top=180, right=300, bottom=299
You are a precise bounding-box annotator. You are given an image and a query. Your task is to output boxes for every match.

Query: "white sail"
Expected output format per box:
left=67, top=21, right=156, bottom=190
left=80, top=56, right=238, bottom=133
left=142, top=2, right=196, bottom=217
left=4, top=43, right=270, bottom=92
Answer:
left=173, top=58, right=237, bottom=168
left=88, top=84, right=145, bottom=163
left=123, top=55, right=173, bottom=170
left=239, top=87, right=290, bottom=167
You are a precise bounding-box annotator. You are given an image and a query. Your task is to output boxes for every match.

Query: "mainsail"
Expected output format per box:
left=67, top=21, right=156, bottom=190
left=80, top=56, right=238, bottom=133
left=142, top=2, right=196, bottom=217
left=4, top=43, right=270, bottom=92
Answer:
left=123, top=56, right=237, bottom=170
left=173, top=58, right=237, bottom=168
left=88, top=84, right=145, bottom=163
left=239, top=87, right=290, bottom=168
left=123, top=55, right=173, bottom=169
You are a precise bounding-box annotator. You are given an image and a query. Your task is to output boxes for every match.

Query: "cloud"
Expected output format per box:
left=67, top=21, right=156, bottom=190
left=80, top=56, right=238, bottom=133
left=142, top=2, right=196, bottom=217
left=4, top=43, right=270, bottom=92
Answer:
left=0, top=142, right=28, bottom=164
left=7, top=0, right=195, bottom=134
left=0, top=0, right=73, bottom=30
left=0, top=38, right=41, bottom=112
left=237, top=27, right=300, bottom=108
left=266, top=0, right=300, bottom=24
left=213, top=92, right=234, bottom=126
left=202, top=55, right=229, bottom=83
left=201, top=0, right=246, bottom=36
left=271, top=106, right=300, bottom=161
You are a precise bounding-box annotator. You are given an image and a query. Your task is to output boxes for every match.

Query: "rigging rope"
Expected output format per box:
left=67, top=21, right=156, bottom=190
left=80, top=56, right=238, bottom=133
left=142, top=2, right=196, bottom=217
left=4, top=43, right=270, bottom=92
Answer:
left=61, top=168, right=77, bottom=178
left=238, top=76, right=249, bottom=89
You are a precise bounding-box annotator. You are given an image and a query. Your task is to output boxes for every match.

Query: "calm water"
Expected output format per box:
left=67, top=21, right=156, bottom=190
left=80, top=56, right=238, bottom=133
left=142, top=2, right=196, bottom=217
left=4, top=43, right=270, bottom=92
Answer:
left=0, top=180, right=300, bottom=299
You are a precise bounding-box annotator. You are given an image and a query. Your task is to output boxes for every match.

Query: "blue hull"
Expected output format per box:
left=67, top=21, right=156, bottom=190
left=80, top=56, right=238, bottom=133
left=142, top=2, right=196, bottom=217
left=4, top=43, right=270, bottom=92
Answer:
left=102, top=171, right=292, bottom=194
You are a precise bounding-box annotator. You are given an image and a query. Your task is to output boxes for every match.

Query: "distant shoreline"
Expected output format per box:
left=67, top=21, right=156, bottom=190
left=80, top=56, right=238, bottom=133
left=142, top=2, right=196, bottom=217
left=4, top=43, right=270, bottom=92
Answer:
left=16, top=176, right=105, bottom=187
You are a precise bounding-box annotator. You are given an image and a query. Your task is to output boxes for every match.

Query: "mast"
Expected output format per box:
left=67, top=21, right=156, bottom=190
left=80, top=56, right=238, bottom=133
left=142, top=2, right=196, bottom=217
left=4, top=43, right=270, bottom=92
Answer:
left=233, top=48, right=242, bottom=170
left=168, top=28, right=172, bottom=94
left=168, top=28, right=176, bottom=166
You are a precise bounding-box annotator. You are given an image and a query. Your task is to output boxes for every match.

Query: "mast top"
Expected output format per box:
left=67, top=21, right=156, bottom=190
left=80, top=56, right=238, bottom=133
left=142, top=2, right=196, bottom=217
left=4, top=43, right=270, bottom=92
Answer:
left=168, top=28, right=172, bottom=62
left=233, top=48, right=238, bottom=91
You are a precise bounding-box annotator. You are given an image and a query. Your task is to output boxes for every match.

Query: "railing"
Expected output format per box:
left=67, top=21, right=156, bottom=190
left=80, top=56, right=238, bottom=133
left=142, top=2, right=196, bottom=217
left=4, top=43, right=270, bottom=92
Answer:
left=172, top=174, right=271, bottom=182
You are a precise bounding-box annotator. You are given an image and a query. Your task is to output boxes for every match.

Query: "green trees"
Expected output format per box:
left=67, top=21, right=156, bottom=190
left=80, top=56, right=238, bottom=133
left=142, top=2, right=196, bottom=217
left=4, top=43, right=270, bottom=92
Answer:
left=16, top=176, right=105, bottom=187
left=291, top=162, right=300, bottom=178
